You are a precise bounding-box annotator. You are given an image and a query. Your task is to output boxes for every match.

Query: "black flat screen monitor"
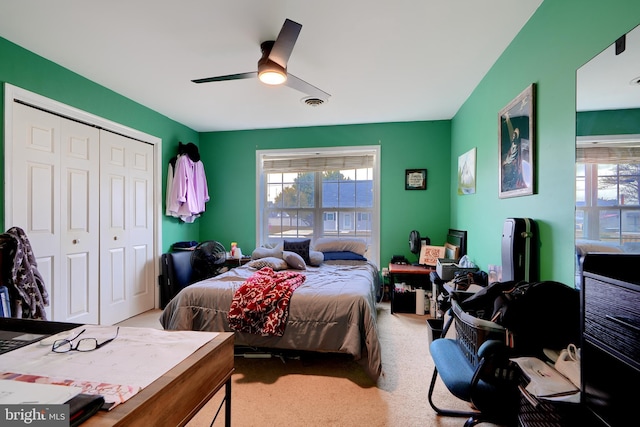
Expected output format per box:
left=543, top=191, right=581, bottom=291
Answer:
left=447, top=229, right=467, bottom=259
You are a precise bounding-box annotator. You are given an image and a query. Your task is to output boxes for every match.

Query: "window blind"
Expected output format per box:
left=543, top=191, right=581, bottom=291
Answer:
left=262, top=153, right=374, bottom=173
left=577, top=146, right=640, bottom=164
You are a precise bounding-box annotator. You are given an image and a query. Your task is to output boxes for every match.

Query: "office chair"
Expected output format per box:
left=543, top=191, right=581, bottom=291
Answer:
left=428, top=308, right=519, bottom=426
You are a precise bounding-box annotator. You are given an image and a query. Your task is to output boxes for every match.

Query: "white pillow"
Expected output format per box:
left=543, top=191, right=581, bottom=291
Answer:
left=251, top=243, right=284, bottom=260
left=283, top=251, right=306, bottom=270
left=312, top=237, right=367, bottom=256
left=308, top=250, right=324, bottom=266
left=246, top=256, right=288, bottom=271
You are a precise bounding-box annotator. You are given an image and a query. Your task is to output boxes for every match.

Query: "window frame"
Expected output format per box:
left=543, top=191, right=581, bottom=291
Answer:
left=256, top=146, right=381, bottom=266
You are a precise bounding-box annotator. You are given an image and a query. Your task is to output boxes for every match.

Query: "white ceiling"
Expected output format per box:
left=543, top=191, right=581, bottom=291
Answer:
left=0, top=0, right=543, bottom=132
left=577, top=22, right=640, bottom=112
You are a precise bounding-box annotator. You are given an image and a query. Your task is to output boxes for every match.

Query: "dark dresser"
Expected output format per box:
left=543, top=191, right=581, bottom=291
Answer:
left=581, top=253, right=640, bottom=427
left=516, top=253, right=638, bottom=426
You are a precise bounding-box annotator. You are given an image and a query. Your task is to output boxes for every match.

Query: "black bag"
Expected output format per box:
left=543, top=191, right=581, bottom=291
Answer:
left=493, top=281, right=580, bottom=355
left=459, top=280, right=520, bottom=320
left=159, top=251, right=194, bottom=308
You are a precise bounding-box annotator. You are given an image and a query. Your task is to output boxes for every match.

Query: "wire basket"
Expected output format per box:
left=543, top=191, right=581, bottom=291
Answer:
left=452, top=300, right=506, bottom=367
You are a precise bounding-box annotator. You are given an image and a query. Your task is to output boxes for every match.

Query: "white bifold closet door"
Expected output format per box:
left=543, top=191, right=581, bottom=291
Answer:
left=99, top=130, right=154, bottom=325
left=10, top=102, right=155, bottom=325
left=11, top=102, right=100, bottom=324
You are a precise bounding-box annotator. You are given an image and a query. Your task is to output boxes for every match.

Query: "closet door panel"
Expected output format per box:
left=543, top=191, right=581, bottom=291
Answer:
left=100, top=131, right=154, bottom=324
left=66, top=253, right=90, bottom=316
left=29, top=164, right=55, bottom=232
left=60, top=118, right=99, bottom=323
left=11, top=103, right=60, bottom=321
left=100, top=139, right=129, bottom=324
left=108, top=247, right=126, bottom=302
left=129, top=142, right=154, bottom=314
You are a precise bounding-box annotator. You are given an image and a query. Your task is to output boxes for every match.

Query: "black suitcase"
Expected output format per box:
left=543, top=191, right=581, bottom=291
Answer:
left=159, top=251, right=194, bottom=308
left=501, top=218, right=538, bottom=282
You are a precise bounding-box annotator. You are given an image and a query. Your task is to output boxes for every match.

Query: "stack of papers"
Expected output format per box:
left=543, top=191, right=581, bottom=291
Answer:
left=511, top=356, right=579, bottom=403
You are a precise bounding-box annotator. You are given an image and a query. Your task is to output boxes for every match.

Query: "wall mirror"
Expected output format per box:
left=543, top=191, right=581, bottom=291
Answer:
left=575, top=23, right=640, bottom=285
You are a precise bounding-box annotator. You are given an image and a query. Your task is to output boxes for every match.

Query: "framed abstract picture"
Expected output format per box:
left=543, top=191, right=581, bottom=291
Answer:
left=498, top=84, right=535, bottom=198
left=457, top=147, right=476, bottom=195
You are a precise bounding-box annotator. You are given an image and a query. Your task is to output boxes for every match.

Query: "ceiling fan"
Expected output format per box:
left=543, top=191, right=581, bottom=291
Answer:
left=192, top=18, right=330, bottom=102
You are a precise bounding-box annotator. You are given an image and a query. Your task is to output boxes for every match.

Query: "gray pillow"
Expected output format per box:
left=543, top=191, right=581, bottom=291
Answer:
left=246, top=256, right=288, bottom=271
left=308, top=250, right=324, bottom=266
left=312, top=237, right=367, bottom=256
left=283, top=251, right=306, bottom=270
left=251, top=243, right=284, bottom=260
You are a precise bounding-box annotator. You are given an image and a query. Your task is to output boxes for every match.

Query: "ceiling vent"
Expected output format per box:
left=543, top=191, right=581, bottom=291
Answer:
left=302, top=97, right=325, bottom=107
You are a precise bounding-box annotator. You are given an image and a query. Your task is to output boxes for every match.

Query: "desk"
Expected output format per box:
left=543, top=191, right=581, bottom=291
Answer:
left=0, top=319, right=234, bottom=427
left=388, top=264, right=434, bottom=314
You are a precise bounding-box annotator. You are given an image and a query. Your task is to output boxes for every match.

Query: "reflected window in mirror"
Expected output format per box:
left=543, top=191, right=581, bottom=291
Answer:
left=576, top=144, right=640, bottom=245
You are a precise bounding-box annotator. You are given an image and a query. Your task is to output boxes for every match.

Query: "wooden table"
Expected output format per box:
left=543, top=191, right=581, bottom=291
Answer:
left=0, top=319, right=235, bottom=426
left=388, top=263, right=434, bottom=314
left=85, top=332, right=234, bottom=427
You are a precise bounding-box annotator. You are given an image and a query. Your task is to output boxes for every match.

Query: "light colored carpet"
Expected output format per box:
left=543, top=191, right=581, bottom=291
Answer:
left=120, top=305, right=502, bottom=427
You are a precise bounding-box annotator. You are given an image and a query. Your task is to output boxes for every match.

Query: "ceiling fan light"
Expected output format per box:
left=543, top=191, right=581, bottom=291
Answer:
left=259, top=70, right=286, bottom=85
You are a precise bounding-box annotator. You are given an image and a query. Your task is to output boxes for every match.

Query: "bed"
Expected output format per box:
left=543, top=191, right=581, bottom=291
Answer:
left=159, top=252, right=382, bottom=381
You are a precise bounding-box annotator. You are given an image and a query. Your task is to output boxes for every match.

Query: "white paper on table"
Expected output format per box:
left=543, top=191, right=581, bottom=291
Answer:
left=0, top=326, right=219, bottom=390
left=0, top=379, right=82, bottom=404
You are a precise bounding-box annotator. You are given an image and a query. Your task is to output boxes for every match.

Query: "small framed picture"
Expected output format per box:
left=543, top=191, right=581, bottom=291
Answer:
left=405, top=169, right=427, bottom=190
left=457, top=148, right=476, bottom=195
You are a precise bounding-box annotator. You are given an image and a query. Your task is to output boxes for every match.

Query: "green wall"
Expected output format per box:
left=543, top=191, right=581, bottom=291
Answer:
left=577, top=108, right=640, bottom=136
left=450, top=0, right=640, bottom=285
left=199, top=121, right=452, bottom=265
left=0, top=36, right=200, bottom=252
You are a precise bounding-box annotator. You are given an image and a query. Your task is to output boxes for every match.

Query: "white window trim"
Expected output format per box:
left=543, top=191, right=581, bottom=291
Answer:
left=256, top=145, right=381, bottom=267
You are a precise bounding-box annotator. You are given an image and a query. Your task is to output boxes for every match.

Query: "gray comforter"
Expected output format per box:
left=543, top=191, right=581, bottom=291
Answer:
left=160, top=260, right=382, bottom=380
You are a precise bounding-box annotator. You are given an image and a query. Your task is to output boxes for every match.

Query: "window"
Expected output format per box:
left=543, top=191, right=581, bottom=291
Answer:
left=576, top=144, right=640, bottom=245
left=257, top=146, right=380, bottom=265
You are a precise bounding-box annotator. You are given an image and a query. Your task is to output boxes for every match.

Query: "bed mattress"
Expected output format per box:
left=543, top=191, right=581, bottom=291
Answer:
left=160, top=260, right=382, bottom=380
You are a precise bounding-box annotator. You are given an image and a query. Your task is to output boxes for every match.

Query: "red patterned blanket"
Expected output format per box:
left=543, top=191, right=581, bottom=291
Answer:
left=227, top=267, right=306, bottom=336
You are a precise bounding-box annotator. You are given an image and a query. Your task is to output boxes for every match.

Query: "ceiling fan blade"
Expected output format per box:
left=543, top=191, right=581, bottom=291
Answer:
left=192, top=71, right=257, bottom=84
left=268, top=19, right=302, bottom=68
left=285, top=73, right=331, bottom=101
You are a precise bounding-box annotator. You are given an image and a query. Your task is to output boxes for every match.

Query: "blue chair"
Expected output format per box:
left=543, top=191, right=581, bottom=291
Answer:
left=428, top=306, right=518, bottom=427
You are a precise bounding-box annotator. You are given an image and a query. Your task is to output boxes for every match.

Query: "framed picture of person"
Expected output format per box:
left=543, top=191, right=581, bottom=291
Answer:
left=498, top=84, right=535, bottom=198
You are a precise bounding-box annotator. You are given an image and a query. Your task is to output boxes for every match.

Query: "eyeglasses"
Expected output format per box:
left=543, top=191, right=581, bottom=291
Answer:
left=51, top=327, right=119, bottom=353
